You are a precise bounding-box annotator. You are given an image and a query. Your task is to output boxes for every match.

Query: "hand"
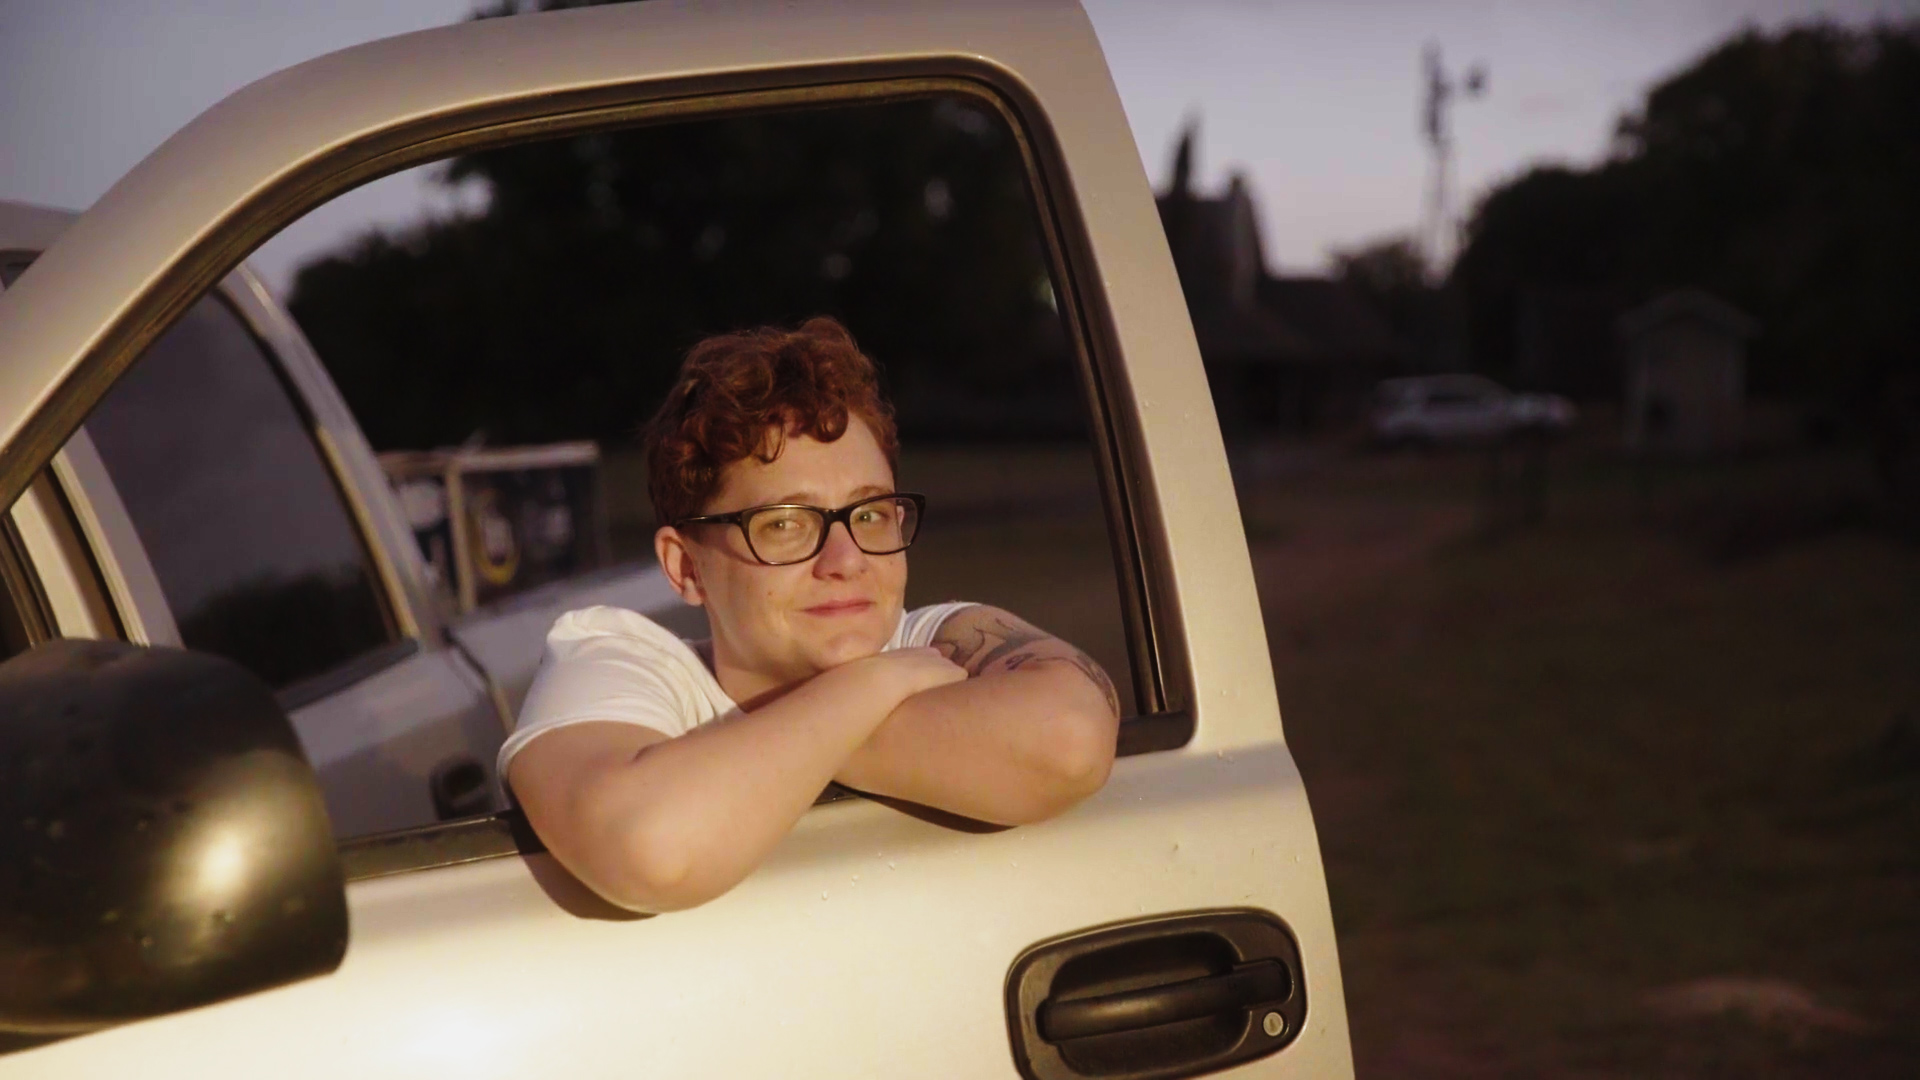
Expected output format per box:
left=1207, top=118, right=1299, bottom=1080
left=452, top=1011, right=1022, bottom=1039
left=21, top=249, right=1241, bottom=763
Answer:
left=843, top=646, right=967, bottom=703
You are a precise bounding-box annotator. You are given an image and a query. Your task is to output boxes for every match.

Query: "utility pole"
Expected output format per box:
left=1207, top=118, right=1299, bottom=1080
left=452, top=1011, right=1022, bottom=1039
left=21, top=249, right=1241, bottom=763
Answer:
left=1421, top=44, right=1486, bottom=276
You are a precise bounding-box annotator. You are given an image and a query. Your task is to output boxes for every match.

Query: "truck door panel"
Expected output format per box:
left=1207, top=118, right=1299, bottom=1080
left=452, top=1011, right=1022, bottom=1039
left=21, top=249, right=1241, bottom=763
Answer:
left=289, top=641, right=508, bottom=835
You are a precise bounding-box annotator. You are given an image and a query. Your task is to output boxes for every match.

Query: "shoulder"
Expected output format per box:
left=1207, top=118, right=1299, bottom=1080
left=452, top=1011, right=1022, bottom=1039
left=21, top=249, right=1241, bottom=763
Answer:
left=534, top=605, right=718, bottom=702
left=892, top=600, right=982, bottom=649
left=922, top=603, right=1040, bottom=643
left=922, top=604, right=1065, bottom=674
left=505, top=607, right=718, bottom=767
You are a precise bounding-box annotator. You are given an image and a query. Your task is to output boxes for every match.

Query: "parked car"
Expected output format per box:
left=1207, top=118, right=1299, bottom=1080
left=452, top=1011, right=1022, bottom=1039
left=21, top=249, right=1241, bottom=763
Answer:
left=1369, top=373, right=1576, bottom=448
left=0, top=2, right=1352, bottom=1077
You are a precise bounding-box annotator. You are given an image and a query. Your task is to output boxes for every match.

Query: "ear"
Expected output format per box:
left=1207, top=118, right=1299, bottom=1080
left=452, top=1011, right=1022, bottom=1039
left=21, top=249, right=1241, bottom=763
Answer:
left=654, top=526, right=706, bottom=606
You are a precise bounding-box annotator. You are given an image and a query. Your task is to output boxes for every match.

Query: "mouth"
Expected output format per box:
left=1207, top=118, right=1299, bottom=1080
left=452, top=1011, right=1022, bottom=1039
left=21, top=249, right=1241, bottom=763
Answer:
left=802, top=598, right=875, bottom=617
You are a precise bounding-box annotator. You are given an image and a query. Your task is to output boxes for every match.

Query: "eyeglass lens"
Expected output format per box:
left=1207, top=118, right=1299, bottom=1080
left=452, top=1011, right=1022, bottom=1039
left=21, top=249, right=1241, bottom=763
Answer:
left=745, top=496, right=919, bottom=564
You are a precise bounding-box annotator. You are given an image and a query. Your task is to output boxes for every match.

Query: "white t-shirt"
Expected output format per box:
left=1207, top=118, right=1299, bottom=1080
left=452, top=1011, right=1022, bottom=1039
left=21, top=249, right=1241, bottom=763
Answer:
left=497, top=601, right=976, bottom=783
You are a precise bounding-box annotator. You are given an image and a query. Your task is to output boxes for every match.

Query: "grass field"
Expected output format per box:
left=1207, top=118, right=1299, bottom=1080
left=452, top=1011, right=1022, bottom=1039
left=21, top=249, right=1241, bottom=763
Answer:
left=605, top=429, right=1919, bottom=1076
left=1245, top=437, right=1920, bottom=1076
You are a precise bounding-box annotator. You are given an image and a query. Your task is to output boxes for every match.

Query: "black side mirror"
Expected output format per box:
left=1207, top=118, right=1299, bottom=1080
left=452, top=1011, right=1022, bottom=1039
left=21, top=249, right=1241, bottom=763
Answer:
left=0, top=639, right=346, bottom=1035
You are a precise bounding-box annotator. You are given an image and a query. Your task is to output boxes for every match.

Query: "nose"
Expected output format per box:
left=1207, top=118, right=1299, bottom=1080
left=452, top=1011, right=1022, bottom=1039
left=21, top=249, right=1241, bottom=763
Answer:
left=811, top=519, right=867, bottom=578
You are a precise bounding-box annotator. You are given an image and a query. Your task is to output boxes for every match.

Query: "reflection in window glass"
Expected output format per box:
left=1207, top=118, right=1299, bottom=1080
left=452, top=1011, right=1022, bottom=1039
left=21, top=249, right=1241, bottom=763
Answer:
left=86, top=295, right=391, bottom=689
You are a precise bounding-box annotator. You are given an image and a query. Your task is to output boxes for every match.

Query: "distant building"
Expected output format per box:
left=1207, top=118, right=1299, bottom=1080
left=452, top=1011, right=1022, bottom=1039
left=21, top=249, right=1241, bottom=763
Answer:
left=1156, top=129, right=1403, bottom=437
left=1618, top=289, right=1757, bottom=455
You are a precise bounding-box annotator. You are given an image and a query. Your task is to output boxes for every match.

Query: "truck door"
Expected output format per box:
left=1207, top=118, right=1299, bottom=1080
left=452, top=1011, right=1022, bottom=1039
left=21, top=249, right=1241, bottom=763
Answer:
left=0, top=2, right=1351, bottom=1076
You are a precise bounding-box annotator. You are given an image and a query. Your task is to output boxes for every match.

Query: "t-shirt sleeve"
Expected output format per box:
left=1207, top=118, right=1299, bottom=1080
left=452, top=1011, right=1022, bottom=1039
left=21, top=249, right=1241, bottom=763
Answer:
left=891, top=600, right=979, bottom=649
left=496, top=607, right=700, bottom=783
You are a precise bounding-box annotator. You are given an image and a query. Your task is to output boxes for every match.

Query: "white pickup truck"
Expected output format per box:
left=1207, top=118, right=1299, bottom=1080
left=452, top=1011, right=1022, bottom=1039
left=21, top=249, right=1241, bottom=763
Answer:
left=0, top=3, right=1352, bottom=1077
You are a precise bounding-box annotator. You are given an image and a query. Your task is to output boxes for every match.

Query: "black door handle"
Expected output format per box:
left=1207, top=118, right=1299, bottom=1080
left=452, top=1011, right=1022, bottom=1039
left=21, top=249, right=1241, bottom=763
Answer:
left=429, top=754, right=492, bottom=820
left=1038, top=960, right=1290, bottom=1042
left=1006, top=909, right=1306, bottom=1080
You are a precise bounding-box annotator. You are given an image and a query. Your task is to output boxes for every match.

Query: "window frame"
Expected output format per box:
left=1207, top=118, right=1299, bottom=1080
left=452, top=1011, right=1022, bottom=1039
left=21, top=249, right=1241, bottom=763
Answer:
left=13, top=67, right=1199, bottom=879
left=11, top=466, right=128, bottom=643
left=1, top=255, right=127, bottom=648
left=0, top=513, right=54, bottom=656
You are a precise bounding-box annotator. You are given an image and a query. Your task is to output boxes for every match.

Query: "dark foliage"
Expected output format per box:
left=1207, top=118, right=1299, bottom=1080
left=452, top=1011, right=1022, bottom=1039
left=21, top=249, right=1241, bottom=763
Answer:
left=1329, top=234, right=1461, bottom=371
left=1452, top=21, right=1920, bottom=413
left=287, top=90, right=1073, bottom=450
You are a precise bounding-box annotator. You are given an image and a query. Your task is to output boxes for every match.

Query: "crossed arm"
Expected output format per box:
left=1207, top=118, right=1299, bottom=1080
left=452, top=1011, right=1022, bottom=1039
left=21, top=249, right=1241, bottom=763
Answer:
left=834, top=606, right=1120, bottom=822
left=507, top=606, right=1119, bottom=913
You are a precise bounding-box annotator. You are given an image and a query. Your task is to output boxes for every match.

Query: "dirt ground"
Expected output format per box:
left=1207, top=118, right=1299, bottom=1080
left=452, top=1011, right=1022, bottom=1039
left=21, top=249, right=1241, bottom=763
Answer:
left=605, top=425, right=1920, bottom=1076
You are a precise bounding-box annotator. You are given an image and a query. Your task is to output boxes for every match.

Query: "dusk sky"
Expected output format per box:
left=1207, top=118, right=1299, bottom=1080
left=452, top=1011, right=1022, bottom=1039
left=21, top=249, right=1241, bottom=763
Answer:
left=1, top=0, right=1911, bottom=293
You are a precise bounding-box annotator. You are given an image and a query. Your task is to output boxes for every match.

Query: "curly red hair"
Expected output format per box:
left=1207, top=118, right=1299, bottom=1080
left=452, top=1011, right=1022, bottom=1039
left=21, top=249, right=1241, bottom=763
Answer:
left=643, top=316, right=899, bottom=524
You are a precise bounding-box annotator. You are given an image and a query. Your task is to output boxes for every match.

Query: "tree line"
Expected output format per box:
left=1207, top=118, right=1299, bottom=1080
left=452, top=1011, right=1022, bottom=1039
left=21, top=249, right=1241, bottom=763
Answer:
left=288, top=19, right=1074, bottom=451
left=1447, top=20, right=1920, bottom=416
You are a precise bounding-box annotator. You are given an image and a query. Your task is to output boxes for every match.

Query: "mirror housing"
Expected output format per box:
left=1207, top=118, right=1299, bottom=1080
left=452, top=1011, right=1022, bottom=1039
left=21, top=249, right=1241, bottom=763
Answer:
left=0, top=639, right=346, bottom=1034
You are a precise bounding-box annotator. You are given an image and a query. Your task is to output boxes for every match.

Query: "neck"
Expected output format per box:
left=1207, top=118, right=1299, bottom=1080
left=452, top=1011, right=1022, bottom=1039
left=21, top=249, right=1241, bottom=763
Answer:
left=705, top=637, right=811, bottom=710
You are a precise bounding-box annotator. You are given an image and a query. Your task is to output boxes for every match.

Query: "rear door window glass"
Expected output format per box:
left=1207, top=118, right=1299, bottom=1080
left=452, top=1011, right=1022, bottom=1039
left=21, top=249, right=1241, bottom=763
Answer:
left=84, top=294, right=393, bottom=690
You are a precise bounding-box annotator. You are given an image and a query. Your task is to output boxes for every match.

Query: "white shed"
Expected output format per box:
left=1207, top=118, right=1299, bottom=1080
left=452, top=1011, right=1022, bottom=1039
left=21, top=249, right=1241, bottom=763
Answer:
left=1618, top=289, right=1757, bottom=455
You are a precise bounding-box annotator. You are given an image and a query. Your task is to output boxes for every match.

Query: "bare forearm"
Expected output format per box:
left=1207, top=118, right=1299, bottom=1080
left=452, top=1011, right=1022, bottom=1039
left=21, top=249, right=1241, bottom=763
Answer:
left=835, top=667, right=1117, bottom=825
left=610, top=692, right=879, bottom=901
left=552, top=667, right=902, bottom=911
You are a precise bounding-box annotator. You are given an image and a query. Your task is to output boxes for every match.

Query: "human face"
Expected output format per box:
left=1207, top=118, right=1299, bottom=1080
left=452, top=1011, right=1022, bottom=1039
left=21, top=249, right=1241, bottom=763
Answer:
left=656, top=415, right=907, bottom=699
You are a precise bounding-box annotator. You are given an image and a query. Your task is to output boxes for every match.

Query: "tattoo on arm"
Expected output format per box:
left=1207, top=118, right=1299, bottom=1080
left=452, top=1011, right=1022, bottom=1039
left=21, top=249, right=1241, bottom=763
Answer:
left=934, top=613, right=1050, bottom=675
left=1005, top=649, right=1122, bottom=720
left=935, top=611, right=1121, bottom=718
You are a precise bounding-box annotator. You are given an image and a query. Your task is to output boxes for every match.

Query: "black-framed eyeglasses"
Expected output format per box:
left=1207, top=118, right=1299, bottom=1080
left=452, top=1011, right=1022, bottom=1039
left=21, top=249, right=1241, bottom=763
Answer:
left=676, top=492, right=925, bottom=566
